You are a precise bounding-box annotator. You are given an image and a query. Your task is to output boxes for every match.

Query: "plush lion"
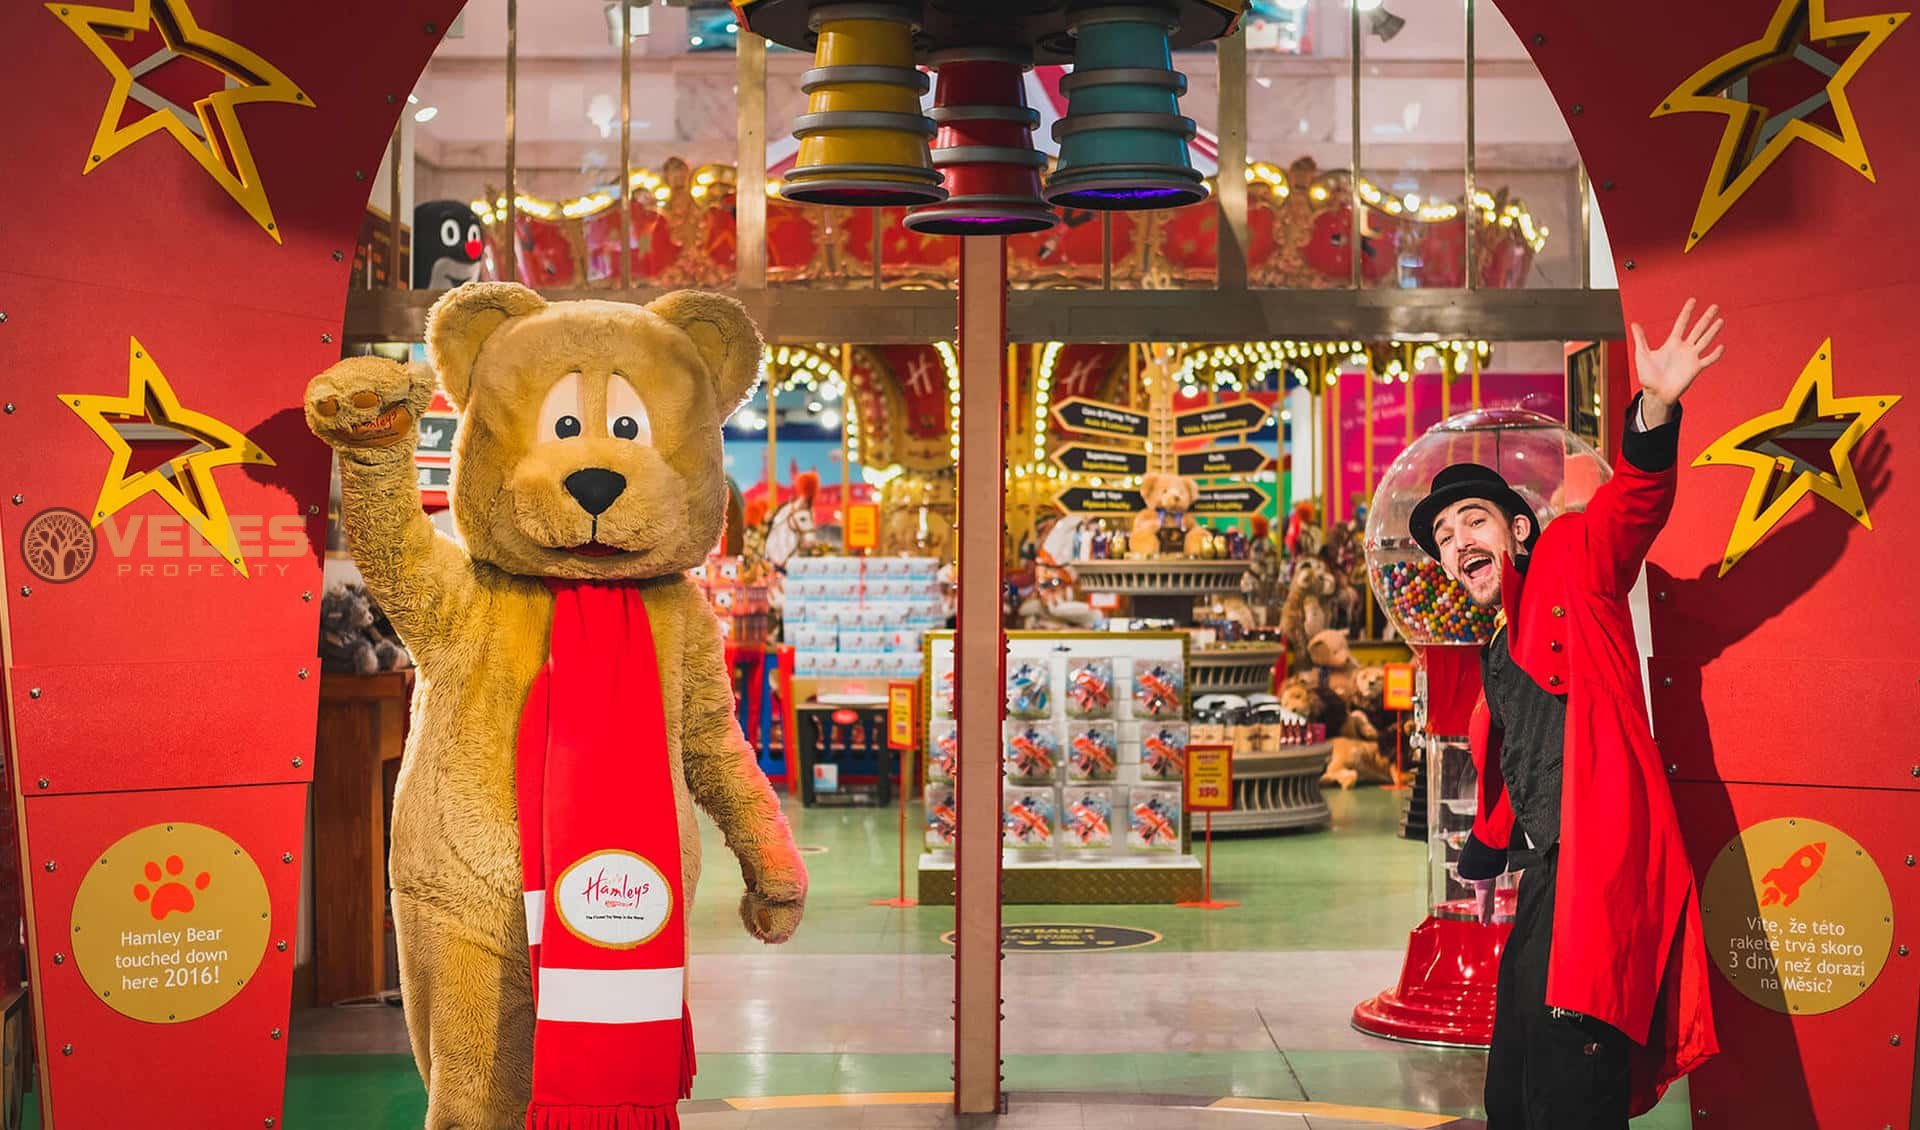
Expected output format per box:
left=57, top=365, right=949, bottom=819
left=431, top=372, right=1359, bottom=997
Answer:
left=305, top=283, right=805, bottom=1130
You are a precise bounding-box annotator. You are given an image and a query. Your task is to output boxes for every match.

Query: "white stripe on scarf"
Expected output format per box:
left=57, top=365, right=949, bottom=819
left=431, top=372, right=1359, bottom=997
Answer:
left=534, top=966, right=685, bottom=1024
left=524, top=890, right=545, bottom=946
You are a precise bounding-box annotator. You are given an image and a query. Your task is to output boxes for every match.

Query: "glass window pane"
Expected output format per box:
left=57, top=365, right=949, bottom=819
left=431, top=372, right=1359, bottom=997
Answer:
left=410, top=0, right=511, bottom=289
left=1474, top=1, right=1575, bottom=287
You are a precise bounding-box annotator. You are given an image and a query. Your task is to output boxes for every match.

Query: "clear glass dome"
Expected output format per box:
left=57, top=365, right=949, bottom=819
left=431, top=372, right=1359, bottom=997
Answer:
left=1364, top=408, right=1611, bottom=645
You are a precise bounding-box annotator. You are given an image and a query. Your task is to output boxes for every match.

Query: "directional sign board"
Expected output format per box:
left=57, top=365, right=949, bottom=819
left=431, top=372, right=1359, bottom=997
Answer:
left=1053, top=444, right=1149, bottom=476
left=1056, top=486, right=1147, bottom=514
left=1190, top=485, right=1270, bottom=515
left=1174, top=399, right=1267, bottom=439
left=1053, top=397, right=1150, bottom=442
left=1177, top=444, right=1267, bottom=477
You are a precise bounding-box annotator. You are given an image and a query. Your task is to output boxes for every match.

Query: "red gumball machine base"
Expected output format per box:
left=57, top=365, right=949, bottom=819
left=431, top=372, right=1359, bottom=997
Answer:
left=1351, top=897, right=1514, bottom=1048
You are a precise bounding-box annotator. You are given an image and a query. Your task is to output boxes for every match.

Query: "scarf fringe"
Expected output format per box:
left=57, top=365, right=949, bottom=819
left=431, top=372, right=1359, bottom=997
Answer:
left=680, top=1003, right=697, bottom=1099
left=526, top=1103, right=679, bottom=1130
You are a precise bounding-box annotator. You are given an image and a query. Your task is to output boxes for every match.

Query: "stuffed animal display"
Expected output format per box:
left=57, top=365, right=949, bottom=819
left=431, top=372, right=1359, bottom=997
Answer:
left=1278, top=556, right=1337, bottom=670
left=305, top=283, right=806, bottom=1130
left=1130, top=472, right=1199, bottom=558
left=317, top=582, right=409, bottom=674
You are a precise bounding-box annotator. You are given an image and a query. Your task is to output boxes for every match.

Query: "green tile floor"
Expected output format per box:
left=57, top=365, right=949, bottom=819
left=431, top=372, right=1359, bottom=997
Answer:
left=24, top=788, right=1689, bottom=1127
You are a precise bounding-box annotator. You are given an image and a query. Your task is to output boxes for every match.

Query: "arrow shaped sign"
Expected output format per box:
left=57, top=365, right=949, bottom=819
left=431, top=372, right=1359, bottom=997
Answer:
left=1174, top=398, right=1267, bottom=439
left=1176, top=444, right=1267, bottom=477
left=1053, top=397, right=1151, bottom=441
left=1052, top=444, right=1149, bottom=476
left=1190, top=485, right=1270, bottom=515
left=1056, top=486, right=1148, bottom=514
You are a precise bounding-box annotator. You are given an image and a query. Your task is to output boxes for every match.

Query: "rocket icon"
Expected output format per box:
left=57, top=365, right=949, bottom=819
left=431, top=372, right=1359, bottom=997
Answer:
left=1759, top=842, right=1827, bottom=908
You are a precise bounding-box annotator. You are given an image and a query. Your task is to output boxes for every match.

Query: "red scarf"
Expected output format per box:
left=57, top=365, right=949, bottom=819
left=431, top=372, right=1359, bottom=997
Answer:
left=517, top=580, right=694, bottom=1129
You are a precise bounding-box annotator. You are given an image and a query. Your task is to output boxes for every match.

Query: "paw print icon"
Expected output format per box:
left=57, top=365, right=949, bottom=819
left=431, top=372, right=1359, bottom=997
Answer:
left=132, top=855, right=211, bottom=921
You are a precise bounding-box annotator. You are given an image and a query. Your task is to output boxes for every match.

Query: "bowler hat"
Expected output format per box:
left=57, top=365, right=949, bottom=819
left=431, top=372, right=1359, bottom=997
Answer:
left=1408, top=463, right=1540, bottom=561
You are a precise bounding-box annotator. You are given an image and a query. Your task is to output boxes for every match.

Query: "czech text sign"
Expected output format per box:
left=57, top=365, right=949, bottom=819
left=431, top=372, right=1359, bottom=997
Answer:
left=1056, top=487, right=1147, bottom=514
left=1174, top=399, right=1266, bottom=439
left=1177, top=445, right=1266, bottom=477
left=1053, top=397, right=1150, bottom=441
left=1186, top=744, right=1234, bottom=812
left=1053, top=444, right=1149, bottom=477
left=1190, top=485, right=1270, bottom=515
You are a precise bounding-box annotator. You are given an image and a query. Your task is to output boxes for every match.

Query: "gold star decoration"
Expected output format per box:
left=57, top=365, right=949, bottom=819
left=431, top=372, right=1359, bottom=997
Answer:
left=62, top=337, right=275, bottom=576
left=48, top=0, right=313, bottom=242
left=1653, top=0, right=1906, bottom=251
left=1692, top=338, right=1897, bottom=576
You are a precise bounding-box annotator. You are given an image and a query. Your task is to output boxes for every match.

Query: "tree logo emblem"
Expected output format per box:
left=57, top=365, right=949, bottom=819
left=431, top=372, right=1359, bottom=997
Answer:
left=21, top=508, right=97, bottom=583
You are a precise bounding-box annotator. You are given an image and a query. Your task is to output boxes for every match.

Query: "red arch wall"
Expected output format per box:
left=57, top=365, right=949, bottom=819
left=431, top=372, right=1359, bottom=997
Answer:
left=0, top=3, right=461, bottom=1125
left=1497, top=2, right=1919, bottom=1126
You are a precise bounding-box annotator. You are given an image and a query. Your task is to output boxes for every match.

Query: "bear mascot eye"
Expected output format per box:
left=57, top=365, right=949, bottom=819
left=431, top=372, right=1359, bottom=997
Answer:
left=607, top=374, right=652, bottom=444
left=554, top=415, right=582, bottom=439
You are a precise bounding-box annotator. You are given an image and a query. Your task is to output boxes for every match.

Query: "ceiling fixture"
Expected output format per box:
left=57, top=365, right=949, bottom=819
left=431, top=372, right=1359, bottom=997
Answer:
left=414, top=106, right=438, bottom=123
left=1369, top=7, right=1406, bottom=42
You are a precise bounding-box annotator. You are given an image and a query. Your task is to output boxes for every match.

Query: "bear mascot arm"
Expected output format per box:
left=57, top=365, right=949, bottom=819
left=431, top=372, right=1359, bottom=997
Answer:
left=647, top=290, right=808, bottom=943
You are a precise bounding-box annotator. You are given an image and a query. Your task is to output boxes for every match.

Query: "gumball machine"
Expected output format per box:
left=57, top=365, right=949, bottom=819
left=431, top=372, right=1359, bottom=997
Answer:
left=1350, top=408, right=1609, bottom=1047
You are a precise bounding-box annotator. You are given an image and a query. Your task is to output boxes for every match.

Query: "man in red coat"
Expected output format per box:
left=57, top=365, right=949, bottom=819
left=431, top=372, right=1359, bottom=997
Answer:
left=1408, top=300, right=1725, bottom=1128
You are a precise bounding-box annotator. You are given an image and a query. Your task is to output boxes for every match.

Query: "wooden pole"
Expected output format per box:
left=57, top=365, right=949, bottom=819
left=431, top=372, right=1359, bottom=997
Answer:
left=504, top=0, right=518, bottom=283
left=736, top=33, right=768, bottom=288
left=952, top=237, right=1007, bottom=1117
left=840, top=344, right=852, bottom=545
left=619, top=0, right=633, bottom=290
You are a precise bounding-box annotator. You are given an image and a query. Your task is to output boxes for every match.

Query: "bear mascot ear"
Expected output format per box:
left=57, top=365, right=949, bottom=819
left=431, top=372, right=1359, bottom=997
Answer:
left=645, top=290, right=765, bottom=418
left=424, top=282, right=548, bottom=411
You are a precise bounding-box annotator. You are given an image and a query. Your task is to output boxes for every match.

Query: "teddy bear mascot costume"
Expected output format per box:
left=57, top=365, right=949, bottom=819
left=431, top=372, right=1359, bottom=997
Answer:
left=304, top=283, right=807, bottom=1130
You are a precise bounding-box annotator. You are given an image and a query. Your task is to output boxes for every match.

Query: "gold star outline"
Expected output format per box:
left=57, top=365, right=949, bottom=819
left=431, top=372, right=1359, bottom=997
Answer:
left=48, top=0, right=313, bottom=242
left=1691, top=339, right=1897, bottom=576
left=62, top=338, right=275, bottom=576
left=1653, top=0, right=1906, bottom=251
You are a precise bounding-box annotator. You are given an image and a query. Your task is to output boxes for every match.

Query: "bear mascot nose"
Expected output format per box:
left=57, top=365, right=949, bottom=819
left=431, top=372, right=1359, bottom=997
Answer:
left=564, top=468, right=627, bottom=516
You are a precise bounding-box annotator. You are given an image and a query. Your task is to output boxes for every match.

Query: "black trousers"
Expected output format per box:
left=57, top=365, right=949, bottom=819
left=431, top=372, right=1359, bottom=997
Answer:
left=1484, top=848, right=1634, bottom=1130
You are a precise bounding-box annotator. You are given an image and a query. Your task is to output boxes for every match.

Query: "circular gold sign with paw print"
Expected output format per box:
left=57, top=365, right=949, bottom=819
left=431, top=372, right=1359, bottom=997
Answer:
left=70, top=823, right=270, bottom=1024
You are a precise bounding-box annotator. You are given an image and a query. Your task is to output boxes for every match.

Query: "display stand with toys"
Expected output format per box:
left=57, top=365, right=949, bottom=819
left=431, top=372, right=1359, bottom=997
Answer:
left=920, top=632, right=1202, bottom=904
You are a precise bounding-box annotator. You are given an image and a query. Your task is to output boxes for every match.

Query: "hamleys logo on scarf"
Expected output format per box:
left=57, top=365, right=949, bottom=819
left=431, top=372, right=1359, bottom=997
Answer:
left=554, top=850, right=673, bottom=949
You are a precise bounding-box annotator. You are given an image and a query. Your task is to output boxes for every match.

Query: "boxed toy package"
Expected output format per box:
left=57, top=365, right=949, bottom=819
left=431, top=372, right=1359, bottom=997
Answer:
left=1005, top=660, right=1053, bottom=719
left=1003, top=721, right=1062, bottom=784
left=1062, top=786, right=1114, bottom=851
left=1128, top=785, right=1182, bottom=852
left=924, top=783, right=958, bottom=852
left=1139, top=722, right=1189, bottom=781
left=1066, top=721, right=1119, bottom=783
left=1131, top=659, right=1186, bottom=719
left=1003, top=788, right=1056, bottom=852
left=1064, top=658, right=1114, bottom=720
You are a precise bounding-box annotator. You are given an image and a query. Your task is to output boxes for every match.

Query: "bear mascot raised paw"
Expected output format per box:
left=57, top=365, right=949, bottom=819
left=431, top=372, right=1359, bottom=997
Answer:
left=305, top=283, right=806, bottom=1130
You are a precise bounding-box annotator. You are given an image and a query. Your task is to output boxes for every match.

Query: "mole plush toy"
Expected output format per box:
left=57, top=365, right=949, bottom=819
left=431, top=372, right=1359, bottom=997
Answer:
left=305, top=283, right=806, bottom=1130
left=413, top=200, right=486, bottom=290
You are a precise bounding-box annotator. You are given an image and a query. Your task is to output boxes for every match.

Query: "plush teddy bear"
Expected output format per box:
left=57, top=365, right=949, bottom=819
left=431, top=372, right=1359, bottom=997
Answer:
left=317, top=582, right=410, bottom=674
left=1279, top=556, right=1336, bottom=670
left=305, top=284, right=805, bottom=1130
left=1130, top=472, right=1198, bottom=558
left=1305, top=628, right=1362, bottom=702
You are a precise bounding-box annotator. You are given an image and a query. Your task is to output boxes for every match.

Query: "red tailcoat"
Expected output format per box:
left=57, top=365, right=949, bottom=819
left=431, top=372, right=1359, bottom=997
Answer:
left=1467, top=449, right=1718, bottom=1116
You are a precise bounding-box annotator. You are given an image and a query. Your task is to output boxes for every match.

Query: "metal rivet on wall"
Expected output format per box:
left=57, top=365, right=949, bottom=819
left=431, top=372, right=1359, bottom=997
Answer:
left=61, top=1045, right=72, bottom=1057
left=277, top=940, right=288, bottom=952
left=321, top=333, right=333, bottom=344
left=17, top=586, right=29, bottom=597
left=29, top=688, right=41, bottom=699
left=1601, top=180, right=1615, bottom=191
left=43, top=861, right=55, bottom=873
left=281, top=852, right=293, bottom=864
left=292, top=757, right=304, bottom=769
left=1624, top=259, right=1636, bottom=271
left=271, top=1028, right=282, bottom=1040
left=10, top=495, right=21, bottom=505
left=331, top=250, right=344, bottom=262
left=298, top=668, right=309, bottom=680
left=36, top=778, right=48, bottom=790
left=52, top=953, right=64, bottom=965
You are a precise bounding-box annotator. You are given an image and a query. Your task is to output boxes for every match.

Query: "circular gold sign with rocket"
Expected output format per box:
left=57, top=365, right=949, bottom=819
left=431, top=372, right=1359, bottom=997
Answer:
left=1701, top=817, right=1893, bottom=1016
left=70, top=823, right=271, bottom=1024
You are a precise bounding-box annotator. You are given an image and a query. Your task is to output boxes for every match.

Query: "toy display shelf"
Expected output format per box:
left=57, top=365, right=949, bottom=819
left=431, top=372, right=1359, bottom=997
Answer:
left=916, top=854, right=1202, bottom=905
left=1068, top=558, right=1252, bottom=596
left=1188, top=642, right=1286, bottom=696
left=1207, top=741, right=1334, bottom=833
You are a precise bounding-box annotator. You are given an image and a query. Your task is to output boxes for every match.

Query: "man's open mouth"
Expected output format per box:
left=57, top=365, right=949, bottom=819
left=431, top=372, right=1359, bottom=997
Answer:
left=1461, top=551, right=1494, bottom=581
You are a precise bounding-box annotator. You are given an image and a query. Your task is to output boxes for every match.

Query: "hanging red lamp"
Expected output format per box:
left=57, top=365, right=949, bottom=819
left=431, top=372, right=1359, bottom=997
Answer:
left=904, top=46, right=1058, bottom=236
